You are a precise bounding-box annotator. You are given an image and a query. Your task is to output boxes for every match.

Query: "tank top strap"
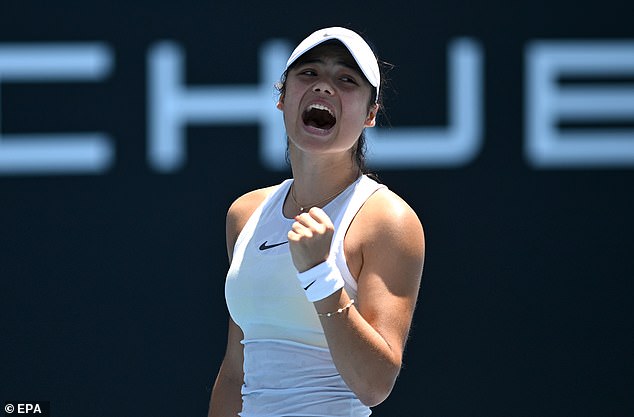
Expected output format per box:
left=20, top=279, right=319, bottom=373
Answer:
left=331, top=175, right=387, bottom=244
left=330, top=176, right=387, bottom=291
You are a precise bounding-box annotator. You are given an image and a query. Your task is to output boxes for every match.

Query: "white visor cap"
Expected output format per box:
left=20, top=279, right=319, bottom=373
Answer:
left=285, top=27, right=380, bottom=102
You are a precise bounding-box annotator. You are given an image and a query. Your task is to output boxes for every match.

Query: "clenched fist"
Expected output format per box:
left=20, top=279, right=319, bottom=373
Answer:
left=287, top=207, right=335, bottom=273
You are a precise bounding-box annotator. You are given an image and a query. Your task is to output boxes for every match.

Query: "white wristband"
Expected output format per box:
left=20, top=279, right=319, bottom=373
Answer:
left=296, top=259, right=345, bottom=302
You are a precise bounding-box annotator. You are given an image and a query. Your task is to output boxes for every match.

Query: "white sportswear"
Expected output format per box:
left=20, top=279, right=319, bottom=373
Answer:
left=225, top=175, right=386, bottom=417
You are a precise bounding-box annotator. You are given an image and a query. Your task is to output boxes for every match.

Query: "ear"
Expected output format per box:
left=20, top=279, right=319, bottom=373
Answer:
left=276, top=94, right=284, bottom=111
left=364, top=104, right=378, bottom=127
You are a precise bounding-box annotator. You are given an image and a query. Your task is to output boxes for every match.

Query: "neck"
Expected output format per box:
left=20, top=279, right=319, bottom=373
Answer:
left=287, top=146, right=362, bottom=212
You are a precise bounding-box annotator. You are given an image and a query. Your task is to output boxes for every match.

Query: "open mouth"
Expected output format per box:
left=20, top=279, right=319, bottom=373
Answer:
left=302, top=104, right=336, bottom=131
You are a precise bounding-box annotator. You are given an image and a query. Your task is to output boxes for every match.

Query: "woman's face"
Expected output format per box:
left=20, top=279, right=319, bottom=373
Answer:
left=278, top=43, right=378, bottom=159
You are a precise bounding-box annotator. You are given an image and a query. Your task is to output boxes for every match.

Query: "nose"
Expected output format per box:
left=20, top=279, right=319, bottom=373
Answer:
left=313, top=81, right=333, bottom=96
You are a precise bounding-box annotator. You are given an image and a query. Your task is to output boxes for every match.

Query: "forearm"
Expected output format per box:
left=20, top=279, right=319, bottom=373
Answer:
left=314, top=289, right=402, bottom=407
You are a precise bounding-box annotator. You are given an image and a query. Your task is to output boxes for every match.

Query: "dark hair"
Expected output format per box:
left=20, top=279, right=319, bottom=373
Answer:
left=276, top=40, right=389, bottom=175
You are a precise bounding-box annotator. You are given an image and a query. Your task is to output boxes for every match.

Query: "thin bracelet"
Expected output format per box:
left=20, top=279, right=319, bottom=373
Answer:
left=317, top=299, right=355, bottom=318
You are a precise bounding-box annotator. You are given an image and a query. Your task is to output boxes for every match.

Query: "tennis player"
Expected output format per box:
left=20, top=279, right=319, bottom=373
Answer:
left=209, top=27, right=425, bottom=416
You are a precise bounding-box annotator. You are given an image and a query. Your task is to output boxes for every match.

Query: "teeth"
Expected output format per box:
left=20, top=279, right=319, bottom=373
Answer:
left=307, top=103, right=334, bottom=117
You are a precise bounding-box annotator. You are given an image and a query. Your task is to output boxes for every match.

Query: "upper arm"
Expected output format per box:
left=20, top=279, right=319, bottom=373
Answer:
left=220, top=316, right=245, bottom=380
left=211, top=189, right=276, bottom=415
left=353, top=190, right=425, bottom=360
left=217, top=187, right=274, bottom=379
left=209, top=317, right=244, bottom=416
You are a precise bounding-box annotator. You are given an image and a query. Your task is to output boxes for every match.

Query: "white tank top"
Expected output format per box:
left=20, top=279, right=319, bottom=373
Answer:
left=225, top=175, right=385, bottom=417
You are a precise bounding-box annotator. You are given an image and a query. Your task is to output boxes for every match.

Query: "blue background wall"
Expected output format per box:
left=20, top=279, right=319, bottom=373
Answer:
left=1, top=1, right=633, bottom=416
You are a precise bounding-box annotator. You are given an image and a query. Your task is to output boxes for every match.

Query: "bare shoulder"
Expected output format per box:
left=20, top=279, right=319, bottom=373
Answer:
left=226, top=186, right=277, bottom=228
left=357, top=187, right=425, bottom=254
left=345, top=187, right=425, bottom=282
left=225, top=185, right=278, bottom=259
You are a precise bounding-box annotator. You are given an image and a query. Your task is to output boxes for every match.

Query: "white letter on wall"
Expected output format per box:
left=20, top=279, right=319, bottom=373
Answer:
left=366, top=38, right=483, bottom=168
left=0, top=44, right=113, bottom=175
left=526, top=41, right=634, bottom=168
left=148, top=40, right=289, bottom=172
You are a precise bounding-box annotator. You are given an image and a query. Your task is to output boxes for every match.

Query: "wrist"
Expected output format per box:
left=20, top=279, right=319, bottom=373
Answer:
left=296, top=259, right=344, bottom=302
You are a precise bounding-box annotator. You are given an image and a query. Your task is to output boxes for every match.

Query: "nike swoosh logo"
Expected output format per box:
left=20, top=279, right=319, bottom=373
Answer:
left=259, top=240, right=289, bottom=251
left=303, top=280, right=316, bottom=291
